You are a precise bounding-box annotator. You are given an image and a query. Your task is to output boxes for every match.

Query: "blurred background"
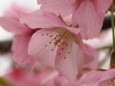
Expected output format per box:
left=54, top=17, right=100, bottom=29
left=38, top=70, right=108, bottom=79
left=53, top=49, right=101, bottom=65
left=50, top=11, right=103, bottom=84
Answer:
left=0, top=0, right=40, bottom=76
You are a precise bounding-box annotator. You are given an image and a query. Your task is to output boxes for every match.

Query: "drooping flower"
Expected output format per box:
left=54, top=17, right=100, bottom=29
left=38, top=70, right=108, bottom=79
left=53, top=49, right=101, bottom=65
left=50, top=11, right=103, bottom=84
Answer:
left=80, top=69, right=115, bottom=86
left=0, top=4, right=38, bottom=67
left=38, top=0, right=112, bottom=39
left=20, top=10, right=95, bottom=80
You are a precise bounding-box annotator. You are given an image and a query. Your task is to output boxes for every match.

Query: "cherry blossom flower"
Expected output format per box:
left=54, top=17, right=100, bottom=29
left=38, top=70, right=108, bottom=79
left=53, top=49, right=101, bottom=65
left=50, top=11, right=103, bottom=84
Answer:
left=80, top=69, right=115, bottom=86
left=38, top=0, right=112, bottom=39
left=3, top=67, right=101, bottom=86
left=3, top=68, right=56, bottom=86
left=3, top=68, right=78, bottom=86
left=0, top=4, right=38, bottom=67
left=20, top=10, right=95, bottom=80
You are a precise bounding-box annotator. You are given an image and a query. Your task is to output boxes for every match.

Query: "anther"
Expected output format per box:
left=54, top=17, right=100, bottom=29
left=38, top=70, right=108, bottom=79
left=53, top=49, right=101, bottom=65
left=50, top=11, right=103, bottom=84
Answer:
left=75, top=24, right=79, bottom=28
left=54, top=38, right=56, bottom=40
left=68, top=52, right=70, bottom=54
left=66, top=44, right=68, bottom=46
left=61, top=48, right=64, bottom=50
left=65, top=35, right=67, bottom=38
left=50, top=35, right=53, bottom=37
left=54, top=41, right=57, bottom=44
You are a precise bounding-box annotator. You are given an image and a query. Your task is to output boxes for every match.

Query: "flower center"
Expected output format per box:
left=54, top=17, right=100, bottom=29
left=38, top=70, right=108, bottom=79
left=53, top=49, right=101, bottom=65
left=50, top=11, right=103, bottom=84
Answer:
left=44, top=29, right=71, bottom=47
left=41, top=28, right=78, bottom=58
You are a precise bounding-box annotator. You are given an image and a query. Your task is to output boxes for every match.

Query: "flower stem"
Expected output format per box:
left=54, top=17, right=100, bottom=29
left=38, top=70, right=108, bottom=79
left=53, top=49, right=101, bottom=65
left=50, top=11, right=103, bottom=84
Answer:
left=111, top=5, right=115, bottom=52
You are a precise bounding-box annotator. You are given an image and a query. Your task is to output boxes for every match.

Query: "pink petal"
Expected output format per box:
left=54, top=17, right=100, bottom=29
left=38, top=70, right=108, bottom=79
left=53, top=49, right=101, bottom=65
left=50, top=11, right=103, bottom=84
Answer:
left=63, top=15, right=72, bottom=26
left=80, top=71, right=104, bottom=84
left=40, top=71, right=58, bottom=86
left=5, top=68, right=51, bottom=86
left=28, top=30, right=58, bottom=67
left=40, top=0, right=77, bottom=17
left=83, top=45, right=99, bottom=69
left=12, top=35, right=35, bottom=65
left=98, top=80, right=110, bottom=86
left=76, top=35, right=94, bottom=65
left=65, top=27, right=81, bottom=35
left=20, top=10, right=66, bottom=29
left=80, top=83, right=99, bottom=86
left=100, top=69, right=115, bottom=81
left=94, top=0, right=112, bottom=13
left=5, top=68, right=27, bottom=86
left=55, top=40, right=86, bottom=80
left=0, top=11, right=29, bottom=35
left=72, top=0, right=104, bottom=39
left=80, top=69, right=115, bottom=84
left=54, top=74, right=78, bottom=86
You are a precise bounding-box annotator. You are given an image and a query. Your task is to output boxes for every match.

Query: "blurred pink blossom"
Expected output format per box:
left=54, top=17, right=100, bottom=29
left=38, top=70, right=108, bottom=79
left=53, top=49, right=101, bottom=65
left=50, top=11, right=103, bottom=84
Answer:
left=4, top=68, right=56, bottom=86
left=0, top=3, right=39, bottom=68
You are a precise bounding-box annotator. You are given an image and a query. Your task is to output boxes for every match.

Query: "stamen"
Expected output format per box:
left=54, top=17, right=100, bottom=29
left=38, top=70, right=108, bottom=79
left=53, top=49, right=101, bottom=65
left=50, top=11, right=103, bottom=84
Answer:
left=75, top=24, right=79, bottom=28
left=44, top=34, right=58, bottom=47
left=50, top=35, right=53, bottom=37
left=51, top=44, right=58, bottom=51
left=66, top=43, right=68, bottom=46
left=68, top=52, right=70, bottom=54
left=54, top=31, right=68, bottom=45
left=61, top=48, right=64, bottom=50
left=43, top=29, right=76, bottom=55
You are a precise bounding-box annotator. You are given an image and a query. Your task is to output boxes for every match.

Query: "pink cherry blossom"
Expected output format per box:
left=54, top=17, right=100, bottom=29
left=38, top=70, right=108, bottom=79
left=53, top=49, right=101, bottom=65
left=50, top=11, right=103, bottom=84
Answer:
left=20, top=10, right=96, bottom=80
left=3, top=68, right=81, bottom=86
left=38, top=0, right=112, bottom=39
left=0, top=4, right=38, bottom=67
left=80, top=69, right=115, bottom=86
left=4, top=68, right=56, bottom=86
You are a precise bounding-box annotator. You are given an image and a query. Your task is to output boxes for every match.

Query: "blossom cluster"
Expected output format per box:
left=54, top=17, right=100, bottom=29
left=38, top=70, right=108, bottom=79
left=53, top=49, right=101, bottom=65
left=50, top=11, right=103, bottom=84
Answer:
left=0, top=0, right=114, bottom=86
